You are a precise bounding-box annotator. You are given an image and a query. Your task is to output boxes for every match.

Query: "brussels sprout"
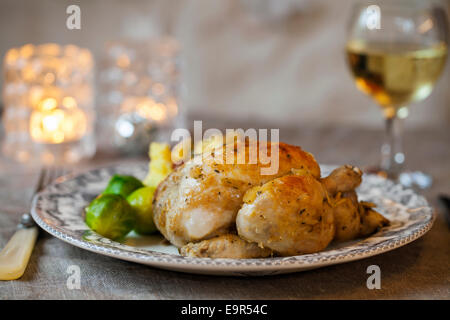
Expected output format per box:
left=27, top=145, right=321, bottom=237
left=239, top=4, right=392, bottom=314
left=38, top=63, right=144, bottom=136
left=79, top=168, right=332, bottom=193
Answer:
left=85, top=194, right=136, bottom=240
left=103, top=174, right=144, bottom=198
left=127, top=187, right=157, bottom=235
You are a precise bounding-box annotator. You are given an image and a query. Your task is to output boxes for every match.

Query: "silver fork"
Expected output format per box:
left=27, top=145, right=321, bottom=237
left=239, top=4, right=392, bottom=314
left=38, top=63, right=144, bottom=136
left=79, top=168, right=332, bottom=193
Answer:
left=0, top=166, right=66, bottom=280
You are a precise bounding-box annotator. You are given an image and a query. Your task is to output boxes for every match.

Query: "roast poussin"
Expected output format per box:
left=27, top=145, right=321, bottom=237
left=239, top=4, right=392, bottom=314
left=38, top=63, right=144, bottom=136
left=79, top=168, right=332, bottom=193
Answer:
left=153, top=139, right=319, bottom=248
left=153, top=138, right=389, bottom=258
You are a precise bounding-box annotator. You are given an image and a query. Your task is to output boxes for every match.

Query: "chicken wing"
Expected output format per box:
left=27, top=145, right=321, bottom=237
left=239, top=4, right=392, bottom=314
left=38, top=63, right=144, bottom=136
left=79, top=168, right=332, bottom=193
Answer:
left=359, top=202, right=390, bottom=236
left=323, top=166, right=389, bottom=241
left=332, top=191, right=362, bottom=241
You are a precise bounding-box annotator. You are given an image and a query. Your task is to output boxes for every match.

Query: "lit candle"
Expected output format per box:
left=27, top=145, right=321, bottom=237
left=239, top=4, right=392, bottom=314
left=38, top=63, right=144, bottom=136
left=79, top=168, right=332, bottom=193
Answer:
left=2, top=43, right=95, bottom=164
left=122, top=96, right=168, bottom=123
left=29, top=101, right=87, bottom=144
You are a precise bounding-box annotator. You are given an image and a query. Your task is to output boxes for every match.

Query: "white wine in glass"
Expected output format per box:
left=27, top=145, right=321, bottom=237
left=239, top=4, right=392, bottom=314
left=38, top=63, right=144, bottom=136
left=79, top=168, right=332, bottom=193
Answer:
left=347, top=41, right=447, bottom=118
left=346, top=1, right=448, bottom=188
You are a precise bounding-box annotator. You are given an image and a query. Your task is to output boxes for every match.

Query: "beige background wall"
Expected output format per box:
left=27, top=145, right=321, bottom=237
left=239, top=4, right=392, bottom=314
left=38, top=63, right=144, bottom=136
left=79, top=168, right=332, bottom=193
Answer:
left=0, top=0, right=449, bottom=129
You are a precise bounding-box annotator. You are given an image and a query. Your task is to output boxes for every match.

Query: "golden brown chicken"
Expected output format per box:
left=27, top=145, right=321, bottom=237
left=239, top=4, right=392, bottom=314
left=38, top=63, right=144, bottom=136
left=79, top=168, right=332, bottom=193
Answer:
left=153, top=139, right=389, bottom=258
left=180, top=234, right=272, bottom=259
left=332, top=191, right=362, bottom=241
left=236, top=173, right=335, bottom=256
left=153, top=140, right=319, bottom=247
left=322, top=165, right=389, bottom=241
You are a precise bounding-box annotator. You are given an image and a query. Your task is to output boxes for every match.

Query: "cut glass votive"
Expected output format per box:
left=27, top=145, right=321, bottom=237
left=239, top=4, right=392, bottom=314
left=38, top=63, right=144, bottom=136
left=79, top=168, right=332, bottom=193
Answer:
left=2, top=43, right=96, bottom=164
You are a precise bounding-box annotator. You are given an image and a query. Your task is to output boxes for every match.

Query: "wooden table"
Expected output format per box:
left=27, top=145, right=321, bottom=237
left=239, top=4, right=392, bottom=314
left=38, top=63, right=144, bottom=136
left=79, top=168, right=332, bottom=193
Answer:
left=0, top=125, right=449, bottom=299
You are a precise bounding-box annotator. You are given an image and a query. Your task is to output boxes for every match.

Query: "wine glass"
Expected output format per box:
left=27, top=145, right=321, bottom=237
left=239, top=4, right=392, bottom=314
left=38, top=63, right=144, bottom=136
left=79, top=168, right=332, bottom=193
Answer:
left=346, top=0, right=448, bottom=188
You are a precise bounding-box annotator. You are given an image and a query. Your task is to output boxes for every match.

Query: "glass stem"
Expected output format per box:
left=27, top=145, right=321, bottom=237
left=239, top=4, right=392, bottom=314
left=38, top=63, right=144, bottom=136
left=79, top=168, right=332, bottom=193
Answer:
left=380, top=115, right=404, bottom=177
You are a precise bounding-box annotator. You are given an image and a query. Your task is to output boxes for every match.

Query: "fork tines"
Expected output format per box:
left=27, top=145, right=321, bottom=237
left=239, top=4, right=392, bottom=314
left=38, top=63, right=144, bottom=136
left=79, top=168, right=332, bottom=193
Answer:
left=35, top=166, right=68, bottom=194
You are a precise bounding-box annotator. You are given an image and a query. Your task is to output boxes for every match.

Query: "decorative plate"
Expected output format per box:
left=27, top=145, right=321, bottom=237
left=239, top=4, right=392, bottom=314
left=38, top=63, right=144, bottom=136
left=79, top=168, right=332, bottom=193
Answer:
left=31, top=163, right=435, bottom=276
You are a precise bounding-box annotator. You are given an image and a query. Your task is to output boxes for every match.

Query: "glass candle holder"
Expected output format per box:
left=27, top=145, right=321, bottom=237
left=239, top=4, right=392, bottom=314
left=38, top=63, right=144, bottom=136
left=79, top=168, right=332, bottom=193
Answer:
left=98, top=37, right=184, bottom=154
left=2, top=43, right=96, bottom=164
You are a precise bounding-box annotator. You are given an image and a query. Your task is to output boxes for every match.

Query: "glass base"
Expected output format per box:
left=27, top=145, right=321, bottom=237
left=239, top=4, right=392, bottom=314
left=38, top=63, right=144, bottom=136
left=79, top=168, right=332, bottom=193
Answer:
left=2, top=134, right=96, bottom=165
left=398, top=171, right=433, bottom=189
left=364, top=166, right=432, bottom=189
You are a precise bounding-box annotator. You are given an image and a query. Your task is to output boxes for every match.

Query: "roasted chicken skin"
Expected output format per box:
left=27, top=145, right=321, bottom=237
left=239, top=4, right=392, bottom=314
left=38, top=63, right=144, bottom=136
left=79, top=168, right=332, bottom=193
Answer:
left=332, top=191, right=362, bottom=241
left=359, top=203, right=390, bottom=237
left=153, top=140, right=320, bottom=247
left=180, top=234, right=272, bottom=259
left=236, top=173, right=335, bottom=256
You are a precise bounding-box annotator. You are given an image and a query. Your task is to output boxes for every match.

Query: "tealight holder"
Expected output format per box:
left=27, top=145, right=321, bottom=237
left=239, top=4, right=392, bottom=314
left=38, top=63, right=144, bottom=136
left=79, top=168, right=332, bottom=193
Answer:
left=98, top=37, right=184, bottom=154
left=2, top=43, right=96, bottom=164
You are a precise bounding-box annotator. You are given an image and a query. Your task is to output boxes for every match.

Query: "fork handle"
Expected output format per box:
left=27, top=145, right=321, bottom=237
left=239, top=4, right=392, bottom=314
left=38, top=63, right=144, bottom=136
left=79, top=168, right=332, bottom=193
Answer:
left=0, top=227, right=38, bottom=280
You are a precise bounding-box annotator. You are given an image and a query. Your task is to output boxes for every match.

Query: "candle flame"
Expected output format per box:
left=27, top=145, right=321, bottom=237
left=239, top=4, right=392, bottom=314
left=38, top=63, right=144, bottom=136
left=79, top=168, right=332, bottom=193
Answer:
left=137, top=101, right=167, bottom=122
left=62, top=96, right=77, bottom=109
left=117, top=54, right=130, bottom=68
left=39, top=97, right=58, bottom=111
left=30, top=108, right=87, bottom=144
